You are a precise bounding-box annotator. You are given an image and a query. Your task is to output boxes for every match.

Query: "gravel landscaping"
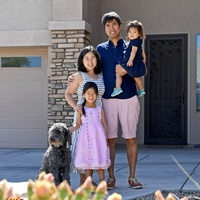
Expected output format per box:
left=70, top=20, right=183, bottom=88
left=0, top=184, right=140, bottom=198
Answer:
left=131, top=190, right=200, bottom=200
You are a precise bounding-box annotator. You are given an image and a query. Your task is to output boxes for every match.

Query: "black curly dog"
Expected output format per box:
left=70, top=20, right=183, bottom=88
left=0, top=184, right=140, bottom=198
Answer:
left=37, top=123, right=71, bottom=185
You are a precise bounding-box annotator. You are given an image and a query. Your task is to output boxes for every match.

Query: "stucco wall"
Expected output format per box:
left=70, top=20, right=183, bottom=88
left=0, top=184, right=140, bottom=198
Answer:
left=0, top=0, right=52, bottom=47
left=0, top=0, right=52, bottom=30
left=87, top=0, right=101, bottom=47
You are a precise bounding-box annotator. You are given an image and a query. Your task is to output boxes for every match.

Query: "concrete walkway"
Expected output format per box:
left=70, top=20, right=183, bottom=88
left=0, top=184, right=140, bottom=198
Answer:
left=0, top=145, right=200, bottom=199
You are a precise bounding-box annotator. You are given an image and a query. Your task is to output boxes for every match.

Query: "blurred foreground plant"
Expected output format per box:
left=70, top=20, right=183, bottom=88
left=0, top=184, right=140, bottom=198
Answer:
left=155, top=190, right=189, bottom=200
left=0, top=172, right=122, bottom=200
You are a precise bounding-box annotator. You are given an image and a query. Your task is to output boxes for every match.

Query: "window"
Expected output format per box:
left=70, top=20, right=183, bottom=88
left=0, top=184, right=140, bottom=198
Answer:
left=1, top=56, right=42, bottom=68
left=197, top=35, right=200, bottom=111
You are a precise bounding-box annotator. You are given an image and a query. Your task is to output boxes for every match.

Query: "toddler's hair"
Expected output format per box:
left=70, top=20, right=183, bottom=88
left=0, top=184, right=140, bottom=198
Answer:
left=125, top=20, right=146, bottom=40
left=82, top=82, right=98, bottom=116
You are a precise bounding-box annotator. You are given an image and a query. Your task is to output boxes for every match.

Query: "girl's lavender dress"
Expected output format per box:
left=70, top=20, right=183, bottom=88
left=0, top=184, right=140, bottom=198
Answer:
left=75, top=106, right=111, bottom=170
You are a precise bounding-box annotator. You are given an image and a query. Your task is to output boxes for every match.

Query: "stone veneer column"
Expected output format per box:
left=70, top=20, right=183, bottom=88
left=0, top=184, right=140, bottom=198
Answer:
left=48, top=23, right=91, bottom=128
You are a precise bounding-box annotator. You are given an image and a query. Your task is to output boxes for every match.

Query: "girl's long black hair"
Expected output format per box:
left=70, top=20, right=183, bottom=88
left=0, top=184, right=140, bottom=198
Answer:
left=82, top=82, right=98, bottom=116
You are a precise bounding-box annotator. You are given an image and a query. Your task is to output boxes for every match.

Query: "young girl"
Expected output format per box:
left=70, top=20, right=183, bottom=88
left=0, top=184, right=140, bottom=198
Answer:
left=70, top=82, right=111, bottom=182
left=111, top=20, right=147, bottom=97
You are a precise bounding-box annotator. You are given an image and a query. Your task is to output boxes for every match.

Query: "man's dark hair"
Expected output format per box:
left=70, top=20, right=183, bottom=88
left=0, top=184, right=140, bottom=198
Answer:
left=101, top=11, right=122, bottom=27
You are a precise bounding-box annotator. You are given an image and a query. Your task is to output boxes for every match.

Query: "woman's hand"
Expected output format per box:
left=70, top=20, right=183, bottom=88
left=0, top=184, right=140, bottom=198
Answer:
left=67, top=74, right=75, bottom=85
left=74, top=104, right=82, bottom=114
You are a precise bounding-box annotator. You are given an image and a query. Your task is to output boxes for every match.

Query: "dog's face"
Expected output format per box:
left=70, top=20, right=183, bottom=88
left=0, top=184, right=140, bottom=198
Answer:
left=48, top=123, right=70, bottom=147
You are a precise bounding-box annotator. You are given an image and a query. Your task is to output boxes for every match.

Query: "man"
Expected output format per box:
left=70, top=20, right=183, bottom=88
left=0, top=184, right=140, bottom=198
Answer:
left=96, top=11, right=143, bottom=189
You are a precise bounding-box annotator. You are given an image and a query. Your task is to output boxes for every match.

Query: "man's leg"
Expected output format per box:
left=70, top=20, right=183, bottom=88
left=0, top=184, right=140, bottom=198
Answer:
left=102, top=98, right=118, bottom=189
left=125, top=138, right=142, bottom=189
left=107, top=138, right=117, bottom=189
left=108, top=138, right=116, bottom=179
left=125, top=138, right=138, bottom=178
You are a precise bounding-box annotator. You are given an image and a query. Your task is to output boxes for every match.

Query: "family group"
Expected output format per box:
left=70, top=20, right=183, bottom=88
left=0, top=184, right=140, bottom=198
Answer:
left=65, top=11, right=147, bottom=190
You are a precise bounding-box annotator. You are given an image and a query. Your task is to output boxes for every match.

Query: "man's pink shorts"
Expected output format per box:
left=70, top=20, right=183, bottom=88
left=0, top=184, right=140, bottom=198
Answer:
left=102, top=96, right=140, bottom=139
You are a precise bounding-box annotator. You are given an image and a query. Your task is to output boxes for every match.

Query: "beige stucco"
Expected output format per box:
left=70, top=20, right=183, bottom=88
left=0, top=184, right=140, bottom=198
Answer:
left=0, top=0, right=52, bottom=30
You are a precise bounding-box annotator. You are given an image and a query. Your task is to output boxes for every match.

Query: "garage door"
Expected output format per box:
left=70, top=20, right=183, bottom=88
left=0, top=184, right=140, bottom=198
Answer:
left=0, top=48, right=48, bottom=148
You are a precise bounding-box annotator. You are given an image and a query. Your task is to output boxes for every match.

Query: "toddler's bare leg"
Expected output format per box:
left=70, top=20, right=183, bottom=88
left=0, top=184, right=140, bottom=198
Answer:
left=116, top=74, right=122, bottom=89
left=134, top=77, right=143, bottom=90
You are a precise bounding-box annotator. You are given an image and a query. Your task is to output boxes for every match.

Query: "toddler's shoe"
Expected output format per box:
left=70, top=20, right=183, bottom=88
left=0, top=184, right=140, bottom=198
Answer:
left=111, top=87, right=123, bottom=97
left=137, top=89, right=145, bottom=97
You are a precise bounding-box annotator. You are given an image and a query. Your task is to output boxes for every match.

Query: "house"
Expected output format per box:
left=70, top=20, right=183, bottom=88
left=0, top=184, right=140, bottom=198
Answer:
left=0, top=0, right=199, bottom=148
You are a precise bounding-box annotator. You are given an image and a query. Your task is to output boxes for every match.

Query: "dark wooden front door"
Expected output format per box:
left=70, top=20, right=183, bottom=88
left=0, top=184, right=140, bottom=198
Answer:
left=144, top=34, right=187, bottom=144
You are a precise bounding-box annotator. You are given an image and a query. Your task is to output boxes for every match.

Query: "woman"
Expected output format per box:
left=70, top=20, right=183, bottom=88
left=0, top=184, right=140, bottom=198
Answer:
left=65, top=45, right=105, bottom=185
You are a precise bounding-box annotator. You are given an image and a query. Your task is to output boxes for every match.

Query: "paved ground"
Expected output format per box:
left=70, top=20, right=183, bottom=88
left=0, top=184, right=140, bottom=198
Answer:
left=0, top=145, right=200, bottom=199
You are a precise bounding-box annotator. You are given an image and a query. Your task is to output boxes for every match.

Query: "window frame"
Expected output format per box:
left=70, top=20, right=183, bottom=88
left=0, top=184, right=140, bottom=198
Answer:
left=196, top=35, right=200, bottom=111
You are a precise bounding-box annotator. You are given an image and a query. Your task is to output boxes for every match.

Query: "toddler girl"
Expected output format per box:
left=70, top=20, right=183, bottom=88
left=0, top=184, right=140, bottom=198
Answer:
left=111, top=20, right=147, bottom=97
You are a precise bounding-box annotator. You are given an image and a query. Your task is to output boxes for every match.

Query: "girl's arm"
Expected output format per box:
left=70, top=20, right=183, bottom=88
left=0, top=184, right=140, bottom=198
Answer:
left=101, top=108, right=108, bottom=145
left=142, top=50, right=146, bottom=64
left=127, top=46, right=138, bottom=67
left=65, top=72, right=83, bottom=112
left=69, top=111, right=81, bottom=133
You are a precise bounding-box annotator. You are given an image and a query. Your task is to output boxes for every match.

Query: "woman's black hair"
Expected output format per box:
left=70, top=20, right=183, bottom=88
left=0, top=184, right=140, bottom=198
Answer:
left=101, top=11, right=122, bottom=27
left=82, top=82, right=98, bottom=116
left=77, top=46, right=102, bottom=74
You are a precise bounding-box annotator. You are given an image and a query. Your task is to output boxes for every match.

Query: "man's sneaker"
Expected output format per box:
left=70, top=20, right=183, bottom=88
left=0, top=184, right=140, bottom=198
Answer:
left=111, top=87, right=123, bottom=97
left=128, top=178, right=143, bottom=189
left=137, top=89, right=145, bottom=97
left=107, top=178, right=116, bottom=189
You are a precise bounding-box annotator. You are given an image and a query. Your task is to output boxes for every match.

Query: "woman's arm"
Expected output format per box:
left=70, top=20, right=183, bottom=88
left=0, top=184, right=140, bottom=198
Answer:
left=101, top=108, right=108, bottom=144
left=65, top=72, right=82, bottom=111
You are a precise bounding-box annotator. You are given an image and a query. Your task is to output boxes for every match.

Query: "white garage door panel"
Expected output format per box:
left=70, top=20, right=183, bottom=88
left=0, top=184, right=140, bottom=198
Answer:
left=0, top=103, right=44, bottom=119
left=0, top=128, right=47, bottom=148
left=0, top=120, right=47, bottom=148
left=0, top=94, right=45, bottom=104
left=0, top=48, right=48, bottom=148
left=0, top=78, right=45, bottom=94
left=1, top=128, right=43, bottom=142
left=0, top=76, right=48, bottom=148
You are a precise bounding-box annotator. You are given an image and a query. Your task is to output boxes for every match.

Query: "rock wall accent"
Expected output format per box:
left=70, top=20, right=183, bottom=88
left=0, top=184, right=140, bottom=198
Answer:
left=48, top=30, right=90, bottom=127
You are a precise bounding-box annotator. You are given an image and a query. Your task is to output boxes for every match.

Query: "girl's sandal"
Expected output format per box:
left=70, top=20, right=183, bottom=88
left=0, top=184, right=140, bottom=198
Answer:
left=107, top=178, right=116, bottom=189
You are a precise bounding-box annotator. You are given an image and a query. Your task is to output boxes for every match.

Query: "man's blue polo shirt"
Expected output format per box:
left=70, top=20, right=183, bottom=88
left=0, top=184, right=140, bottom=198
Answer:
left=97, top=38, right=137, bottom=99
